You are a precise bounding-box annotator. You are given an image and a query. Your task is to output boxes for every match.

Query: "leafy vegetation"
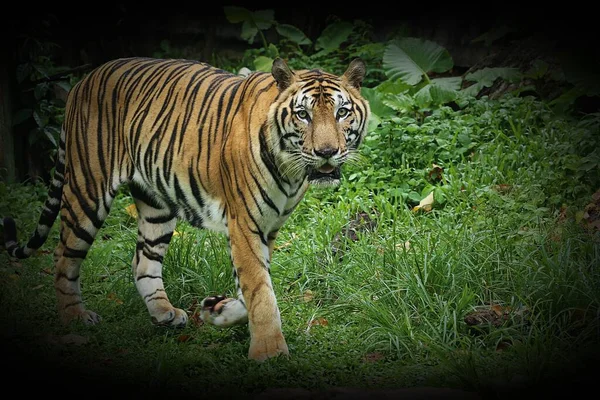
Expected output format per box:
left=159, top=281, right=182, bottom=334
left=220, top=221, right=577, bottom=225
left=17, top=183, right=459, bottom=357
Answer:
left=2, top=8, right=600, bottom=397
left=13, top=42, right=75, bottom=170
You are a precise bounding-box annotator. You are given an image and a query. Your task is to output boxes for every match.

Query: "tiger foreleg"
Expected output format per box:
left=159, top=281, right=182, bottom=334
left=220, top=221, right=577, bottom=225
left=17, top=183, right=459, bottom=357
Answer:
left=224, top=217, right=289, bottom=361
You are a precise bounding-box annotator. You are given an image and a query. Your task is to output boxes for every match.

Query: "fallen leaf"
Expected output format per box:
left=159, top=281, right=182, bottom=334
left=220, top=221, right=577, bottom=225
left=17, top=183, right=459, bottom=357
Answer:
left=177, top=334, right=192, bottom=343
left=187, top=299, right=203, bottom=327
left=41, top=268, right=53, bottom=275
left=491, top=304, right=507, bottom=316
left=465, top=304, right=529, bottom=329
left=464, top=308, right=503, bottom=327
left=107, top=292, right=123, bottom=305
left=31, top=284, right=44, bottom=290
left=190, top=311, right=203, bottom=327
left=187, top=298, right=199, bottom=312
left=558, top=204, right=568, bottom=223
left=125, top=203, right=138, bottom=218
left=413, top=191, right=434, bottom=212
left=9, top=260, right=22, bottom=268
left=492, top=184, right=512, bottom=194
left=428, top=163, right=444, bottom=182
left=309, top=317, right=328, bottom=327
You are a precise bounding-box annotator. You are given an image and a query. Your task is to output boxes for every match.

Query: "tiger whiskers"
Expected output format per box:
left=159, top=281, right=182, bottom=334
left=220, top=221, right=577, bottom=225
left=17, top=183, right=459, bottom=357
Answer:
left=344, top=151, right=367, bottom=168
left=278, top=151, right=306, bottom=180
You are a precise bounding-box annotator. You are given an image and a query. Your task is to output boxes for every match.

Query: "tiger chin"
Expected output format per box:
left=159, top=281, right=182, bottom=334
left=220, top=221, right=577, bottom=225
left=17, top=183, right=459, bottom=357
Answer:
left=3, top=56, right=370, bottom=361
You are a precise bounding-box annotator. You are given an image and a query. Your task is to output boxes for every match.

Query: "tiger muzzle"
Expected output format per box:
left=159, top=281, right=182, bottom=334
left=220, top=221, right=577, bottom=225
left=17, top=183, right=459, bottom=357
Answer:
left=307, top=165, right=341, bottom=183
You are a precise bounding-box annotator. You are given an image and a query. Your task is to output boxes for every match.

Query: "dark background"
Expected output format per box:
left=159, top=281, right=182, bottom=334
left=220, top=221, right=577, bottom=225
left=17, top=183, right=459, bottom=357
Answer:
left=1, top=3, right=598, bottom=182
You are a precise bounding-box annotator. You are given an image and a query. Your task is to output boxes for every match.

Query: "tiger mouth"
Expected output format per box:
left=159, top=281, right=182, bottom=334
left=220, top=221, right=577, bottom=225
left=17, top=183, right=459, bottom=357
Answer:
left=307, top=164, right=341, bottom=183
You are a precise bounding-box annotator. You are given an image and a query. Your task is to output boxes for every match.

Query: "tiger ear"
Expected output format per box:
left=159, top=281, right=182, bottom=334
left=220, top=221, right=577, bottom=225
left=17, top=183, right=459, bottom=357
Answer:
left=272, top=58, right=295, bottom=91
left=342, top=58, right=366, bottom=89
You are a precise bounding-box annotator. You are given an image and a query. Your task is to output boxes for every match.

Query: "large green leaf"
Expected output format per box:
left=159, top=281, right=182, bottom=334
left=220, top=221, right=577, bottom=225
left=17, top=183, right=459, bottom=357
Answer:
left=315, top=22, right=353, bottom=55
left=276, top=24, right=311, bottom=45
left=431, top=76, right=462, bottom=91
left=253, top=56, right=274, bottom=72
left=225, top=7, right=274, bottom=44
left=32, top=110, right=48, bottom=128
left=382, top=93, right=415, bottom=112
left=375, top=78, right=411, bottom=95
left=43, top=126, right=59, bottom=147
left=265, top=43, right=279, bottom=59
left=413, top=77, right=461, bottom=107
left=361, top=87, right=395, bottom=118
left=252, top=9, right=274, bottom=30
left=361, top=87, right=395, bottom=130
left=465, top=67, right=522, bottom=86
left=241, top=20, right=258, bottom=44
left=383, top=38, right=454, bottom=85
left=463, top=67, right=522, bottom=96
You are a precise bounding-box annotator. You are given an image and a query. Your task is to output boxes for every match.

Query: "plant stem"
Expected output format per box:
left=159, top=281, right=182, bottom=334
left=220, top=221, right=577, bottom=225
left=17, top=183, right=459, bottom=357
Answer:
left=250, top=17, right=270, bottom=51
left=423, top=72, right=431, bottom=85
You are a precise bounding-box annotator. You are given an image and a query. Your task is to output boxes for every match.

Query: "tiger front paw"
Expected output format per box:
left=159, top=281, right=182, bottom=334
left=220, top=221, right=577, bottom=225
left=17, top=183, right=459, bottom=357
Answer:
left=248, top=332, right=289, bottom=362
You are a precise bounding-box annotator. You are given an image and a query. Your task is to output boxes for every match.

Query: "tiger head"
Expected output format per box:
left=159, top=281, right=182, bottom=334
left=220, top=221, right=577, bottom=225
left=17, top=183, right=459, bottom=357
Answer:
left=268, top=58, right=370, bottom=186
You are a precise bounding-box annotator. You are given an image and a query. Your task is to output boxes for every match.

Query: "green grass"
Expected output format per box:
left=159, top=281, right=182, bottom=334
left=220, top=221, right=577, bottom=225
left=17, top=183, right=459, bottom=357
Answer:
left=1, top=96, right=599, bottom=398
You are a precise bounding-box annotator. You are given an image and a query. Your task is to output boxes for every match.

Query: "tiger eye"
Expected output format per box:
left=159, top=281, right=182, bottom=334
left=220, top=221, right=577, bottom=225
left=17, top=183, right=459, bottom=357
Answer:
left=337, top=108, right=349, bottom=118
left=296, top=110, right=308, bottom=120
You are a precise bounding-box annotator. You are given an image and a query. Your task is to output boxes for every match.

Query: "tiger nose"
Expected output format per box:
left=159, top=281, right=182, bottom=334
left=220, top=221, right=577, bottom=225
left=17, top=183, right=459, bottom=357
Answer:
left=314, top=147, right=339, bottom=159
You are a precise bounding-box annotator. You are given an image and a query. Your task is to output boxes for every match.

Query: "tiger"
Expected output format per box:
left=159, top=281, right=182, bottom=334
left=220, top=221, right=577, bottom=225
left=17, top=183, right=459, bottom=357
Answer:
left=2, top=56, right=370, bottom=361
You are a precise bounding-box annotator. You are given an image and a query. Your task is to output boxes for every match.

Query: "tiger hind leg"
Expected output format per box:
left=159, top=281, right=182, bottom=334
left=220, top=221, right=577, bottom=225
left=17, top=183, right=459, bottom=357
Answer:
left=200, top=294, right=248, bottom=327
left=200, top=258, right=248, bottom=327
left=54, top=183, right=115, bottom=325
left=131, top=188, right=187, bottom=327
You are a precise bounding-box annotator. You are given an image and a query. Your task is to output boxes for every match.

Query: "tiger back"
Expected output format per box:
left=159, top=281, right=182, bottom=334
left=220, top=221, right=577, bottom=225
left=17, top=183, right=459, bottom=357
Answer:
left=3, top=57, right=370, bottom=361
